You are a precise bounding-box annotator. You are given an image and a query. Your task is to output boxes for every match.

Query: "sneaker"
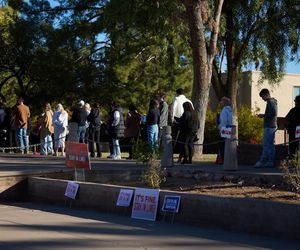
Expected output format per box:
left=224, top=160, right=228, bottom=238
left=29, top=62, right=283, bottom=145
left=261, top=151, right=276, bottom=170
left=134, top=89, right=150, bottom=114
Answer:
left=113, top=155, right=121, bottom=160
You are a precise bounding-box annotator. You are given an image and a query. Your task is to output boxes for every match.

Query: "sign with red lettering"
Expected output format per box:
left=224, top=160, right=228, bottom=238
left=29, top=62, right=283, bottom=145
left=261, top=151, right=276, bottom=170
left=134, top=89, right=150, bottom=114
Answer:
left=221, top=127, right=232, bottom=139
left=131, top=188, right=160, bottom=221
left=64, top=181, right=79, bottom=199
left=116, top=189, right=134, bottom=207
left=65, top=141, right=91, bottom=169
left=295, top=126, right=300, bottom=139
left=162, top=195, right=181, bottom=213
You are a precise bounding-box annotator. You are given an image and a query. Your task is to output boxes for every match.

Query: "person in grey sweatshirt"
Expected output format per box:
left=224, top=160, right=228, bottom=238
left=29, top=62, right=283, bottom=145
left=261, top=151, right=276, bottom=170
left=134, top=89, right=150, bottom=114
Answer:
left=254, top=88, right=278, bottom=168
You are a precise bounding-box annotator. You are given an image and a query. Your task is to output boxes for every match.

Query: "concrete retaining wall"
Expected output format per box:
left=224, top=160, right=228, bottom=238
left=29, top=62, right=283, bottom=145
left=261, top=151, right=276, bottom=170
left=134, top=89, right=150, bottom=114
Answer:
left=28, top=177, right=300, bottom=241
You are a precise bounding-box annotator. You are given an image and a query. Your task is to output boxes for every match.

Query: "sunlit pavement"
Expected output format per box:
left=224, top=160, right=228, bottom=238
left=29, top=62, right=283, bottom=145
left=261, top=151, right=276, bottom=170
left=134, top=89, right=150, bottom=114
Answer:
left=0, top=203, right=299, bottom=250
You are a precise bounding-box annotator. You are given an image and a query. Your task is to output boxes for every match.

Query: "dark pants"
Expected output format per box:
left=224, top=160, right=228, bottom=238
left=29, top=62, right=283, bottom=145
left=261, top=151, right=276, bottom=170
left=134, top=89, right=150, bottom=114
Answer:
left=124, top=136, right=139, bottom=159
left=88, top=129, right=101, bottom=157
left=288, top=133, right=299, bottom=159
left=180, top=134, right=196, bottom=163
left=219, top=136, right=225, bottom=162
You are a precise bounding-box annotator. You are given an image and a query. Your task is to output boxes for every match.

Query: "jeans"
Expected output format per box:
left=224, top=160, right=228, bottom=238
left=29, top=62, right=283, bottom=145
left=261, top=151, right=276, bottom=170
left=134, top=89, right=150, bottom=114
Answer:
left=40, top=133, right=53, bottom=155
left=78, top=126, right=86, bottom=143
left=259, top=127, right=276, bottom=164
left=16, top=128, right=27, bottom=153
left=147, top=124, right=158, bottom=150
left=112, top=139, right=121, bottom=157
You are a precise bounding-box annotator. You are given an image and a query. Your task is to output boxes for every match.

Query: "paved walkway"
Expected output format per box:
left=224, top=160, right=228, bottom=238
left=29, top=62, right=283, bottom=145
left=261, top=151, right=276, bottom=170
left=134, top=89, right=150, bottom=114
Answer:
left=0, top=202, right=299, bottom=250
left=0, top=153, right=283, bottom=178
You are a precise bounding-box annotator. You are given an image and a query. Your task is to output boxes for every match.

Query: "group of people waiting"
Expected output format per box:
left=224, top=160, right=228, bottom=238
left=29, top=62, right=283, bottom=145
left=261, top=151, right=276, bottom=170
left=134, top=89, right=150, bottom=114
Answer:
left=0, top=88, right=299, bottom=166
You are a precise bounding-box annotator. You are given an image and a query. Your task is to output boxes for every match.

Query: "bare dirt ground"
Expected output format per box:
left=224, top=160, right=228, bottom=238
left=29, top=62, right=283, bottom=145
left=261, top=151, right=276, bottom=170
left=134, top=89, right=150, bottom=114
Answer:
left=108, top=177, right=300, bottom=204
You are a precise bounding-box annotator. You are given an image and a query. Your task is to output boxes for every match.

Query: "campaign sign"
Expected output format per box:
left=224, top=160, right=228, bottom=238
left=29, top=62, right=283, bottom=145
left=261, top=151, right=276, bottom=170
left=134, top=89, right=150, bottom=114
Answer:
left=116, top=189, right=134, bottom=207
left=295, top=126, right=300, bottom=138
left=131, top=188, right=160, bottom=221
left=64, top=181, right=79, bottom=200
left=65, top=141, right=91, bottom=169
left=161, top=195, right=181, bottom=213
left=221, top=127, right=232, bottom=139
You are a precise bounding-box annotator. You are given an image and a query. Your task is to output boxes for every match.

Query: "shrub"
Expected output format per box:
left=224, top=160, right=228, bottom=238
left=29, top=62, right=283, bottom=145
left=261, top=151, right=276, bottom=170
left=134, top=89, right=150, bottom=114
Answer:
left=280, top=156, right=300, bottom=193
left=238, top=106, right=263, bottom=144
left=133, top=141, right=166, bottom=188
left=203, top=106, right=263, bottom=153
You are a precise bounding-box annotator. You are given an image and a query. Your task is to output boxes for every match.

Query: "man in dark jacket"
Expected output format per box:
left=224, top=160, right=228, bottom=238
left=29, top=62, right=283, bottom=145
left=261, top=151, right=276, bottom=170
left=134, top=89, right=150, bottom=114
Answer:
left=254, top=89, right=278, bottom=168
left=285, top=95, right=300, bottom=159
left=71, top=100, right=88, bottom=143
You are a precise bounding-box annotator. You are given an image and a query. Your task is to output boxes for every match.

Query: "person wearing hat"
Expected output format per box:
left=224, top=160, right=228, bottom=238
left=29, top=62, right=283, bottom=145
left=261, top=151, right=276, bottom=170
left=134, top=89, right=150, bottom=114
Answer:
left=285, top=95, right=300, bottom=159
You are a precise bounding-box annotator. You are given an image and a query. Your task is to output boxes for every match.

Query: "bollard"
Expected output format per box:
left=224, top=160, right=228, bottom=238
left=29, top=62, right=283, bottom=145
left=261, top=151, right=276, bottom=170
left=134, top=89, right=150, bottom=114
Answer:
left=67, top=122, right=79, bottom=142
left=161, top=126, right=173, bottom=167
left=223, top=125, right=238, bottom=171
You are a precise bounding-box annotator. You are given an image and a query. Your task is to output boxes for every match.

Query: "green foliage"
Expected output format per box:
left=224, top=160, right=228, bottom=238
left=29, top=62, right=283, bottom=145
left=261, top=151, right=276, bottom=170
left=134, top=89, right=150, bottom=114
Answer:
left=204, top=106, right=263, bottom=147
left=133, top=141, right=165, bottom=189
left=204, top=108, right=219, bottom=145
left=133, top=141, right=161, bottom=163
left=238, top=106, right=263, bottom=144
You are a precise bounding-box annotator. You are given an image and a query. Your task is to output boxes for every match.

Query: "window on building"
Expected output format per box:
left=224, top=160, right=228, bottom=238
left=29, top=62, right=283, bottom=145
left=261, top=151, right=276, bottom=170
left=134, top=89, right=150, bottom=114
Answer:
left=293, top=86, right=300, bottom=99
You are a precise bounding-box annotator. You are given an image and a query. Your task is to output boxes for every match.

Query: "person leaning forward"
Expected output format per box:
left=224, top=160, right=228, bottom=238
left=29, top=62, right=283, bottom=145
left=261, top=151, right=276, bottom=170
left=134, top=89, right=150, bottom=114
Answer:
left=254, top=89, right=278, bottom=168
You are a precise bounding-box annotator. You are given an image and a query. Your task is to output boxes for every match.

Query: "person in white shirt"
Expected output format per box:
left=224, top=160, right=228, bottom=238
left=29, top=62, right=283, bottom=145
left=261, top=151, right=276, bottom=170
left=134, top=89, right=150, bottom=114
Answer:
left=171, top=88, right=194, bottom=162
left=171, top=88, right=194, bottom=123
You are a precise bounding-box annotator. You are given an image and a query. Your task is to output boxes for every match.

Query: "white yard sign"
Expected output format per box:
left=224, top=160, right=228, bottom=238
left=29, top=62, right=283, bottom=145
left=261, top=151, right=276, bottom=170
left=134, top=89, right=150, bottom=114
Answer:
left=64, top=181, right=79, bottom=200
left=116, top=189, right=134, bottom=207
left=220, top=127, right=232, bottom=139
left=131, top=188, right=159, bottom=221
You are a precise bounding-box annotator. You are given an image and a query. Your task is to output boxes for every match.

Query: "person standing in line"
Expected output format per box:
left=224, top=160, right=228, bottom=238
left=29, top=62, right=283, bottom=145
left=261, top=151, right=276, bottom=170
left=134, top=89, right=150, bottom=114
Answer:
left=110, top=102, right=125, bottom=160
left=171, top=88, right=193, bottom=123
left=52, top=103, right=68, bottom=156
left=39, top=103, right=54, bottom=156
left=285, top=95, right=300, bottom=159
left=217, top=97, right=233, bottom=164
left=87, top=103, right=102, bottom=158
left=178, top=101, right=199, bottom=164
left=171, top=88, right=193, bottom=162
left=71, top=100, right=88, bottom=143
left=146, top=99, right=160, bottom=150
left=124, top=104, right=141, bottom=159
left=84, top=103, right=91, bottom=144
left=14, top=97, right=30, bottom=154
left=254, top=88, right=278, bottom=168
left=157, top=92, right=168, bottom=145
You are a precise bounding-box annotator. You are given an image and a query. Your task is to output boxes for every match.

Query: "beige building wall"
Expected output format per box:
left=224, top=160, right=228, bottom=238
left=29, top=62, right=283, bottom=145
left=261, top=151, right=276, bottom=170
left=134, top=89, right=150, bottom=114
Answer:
left=210, top=71, right=300, bottom=143
left=249, top=71, right=300, bottom=117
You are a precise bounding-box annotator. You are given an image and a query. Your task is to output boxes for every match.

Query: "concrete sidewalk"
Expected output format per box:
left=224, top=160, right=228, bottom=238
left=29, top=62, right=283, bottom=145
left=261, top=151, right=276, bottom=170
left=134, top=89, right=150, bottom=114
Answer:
left=0, top=153, right=283, bottom=177
left=0, top=202, right=299, bottom=250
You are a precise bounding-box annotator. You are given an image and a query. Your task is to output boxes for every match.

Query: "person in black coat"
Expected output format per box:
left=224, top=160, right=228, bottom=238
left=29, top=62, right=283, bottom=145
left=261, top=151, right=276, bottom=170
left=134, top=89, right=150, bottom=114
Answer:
left=178, top=101, right=199, bottom=164
left=285, top=95, right=300, bottom=159
left=87, top=103, right=102, bottom=158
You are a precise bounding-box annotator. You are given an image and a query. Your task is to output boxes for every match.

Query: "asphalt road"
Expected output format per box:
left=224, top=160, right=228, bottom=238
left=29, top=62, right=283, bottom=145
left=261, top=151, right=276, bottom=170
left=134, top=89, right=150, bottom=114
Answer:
left=0, top=203, right=299, bottom=250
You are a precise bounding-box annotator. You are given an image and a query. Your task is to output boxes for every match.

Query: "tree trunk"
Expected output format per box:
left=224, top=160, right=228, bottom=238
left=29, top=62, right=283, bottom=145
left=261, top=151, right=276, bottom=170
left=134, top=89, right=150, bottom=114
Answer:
left=183, top=0, right=224, bottom=158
